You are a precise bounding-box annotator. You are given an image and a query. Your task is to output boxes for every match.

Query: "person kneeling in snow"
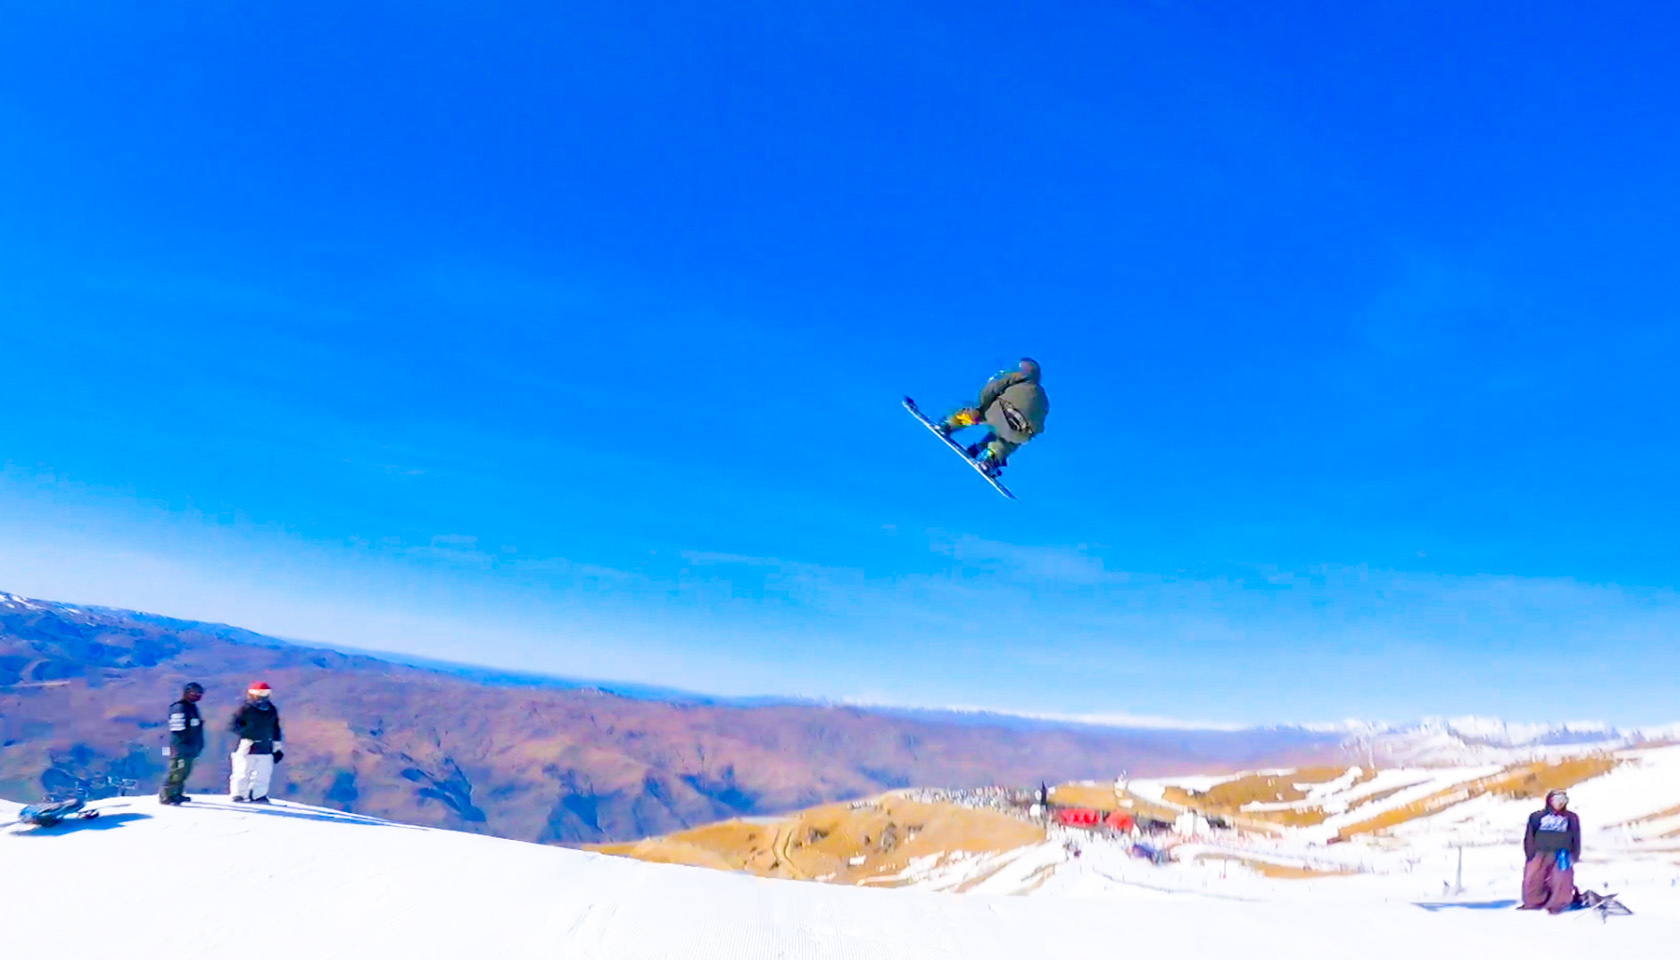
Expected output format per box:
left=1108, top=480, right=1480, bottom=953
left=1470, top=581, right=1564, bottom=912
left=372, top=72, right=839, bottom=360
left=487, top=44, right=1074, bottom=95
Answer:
left=1521, top=789, right=1580, bottom=913
left=228, top=681, right=284, bottom=804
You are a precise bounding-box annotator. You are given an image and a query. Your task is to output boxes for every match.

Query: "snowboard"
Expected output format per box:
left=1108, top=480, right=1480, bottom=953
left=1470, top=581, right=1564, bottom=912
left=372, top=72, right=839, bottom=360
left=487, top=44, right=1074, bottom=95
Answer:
left=15, top=798, right=99, bottom=828
left=1574, top=889, right=1633, bottom=921
left=902, top=397, right=1016, bottom=500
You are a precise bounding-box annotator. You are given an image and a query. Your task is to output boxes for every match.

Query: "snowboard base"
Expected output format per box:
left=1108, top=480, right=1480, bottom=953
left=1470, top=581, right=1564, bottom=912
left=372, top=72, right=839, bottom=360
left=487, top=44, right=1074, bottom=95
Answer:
left=903, top=397, right=1017, bottom=500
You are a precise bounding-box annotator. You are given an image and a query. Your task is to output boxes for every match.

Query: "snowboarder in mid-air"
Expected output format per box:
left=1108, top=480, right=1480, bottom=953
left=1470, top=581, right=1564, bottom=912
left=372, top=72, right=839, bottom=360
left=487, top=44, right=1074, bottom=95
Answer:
left=934, top=357, right=1049, bottom=477
left=902, top=357, right=1049, bottom=499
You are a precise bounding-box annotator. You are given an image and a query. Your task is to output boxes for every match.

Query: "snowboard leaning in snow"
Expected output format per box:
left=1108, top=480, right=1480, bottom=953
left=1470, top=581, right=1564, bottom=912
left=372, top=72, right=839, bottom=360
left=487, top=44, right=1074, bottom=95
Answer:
left=902, top=397, right=1016, bottom=500
left=1573, top=889, right=1633, bottom=920
left=14, top=798, right=99, bottom=828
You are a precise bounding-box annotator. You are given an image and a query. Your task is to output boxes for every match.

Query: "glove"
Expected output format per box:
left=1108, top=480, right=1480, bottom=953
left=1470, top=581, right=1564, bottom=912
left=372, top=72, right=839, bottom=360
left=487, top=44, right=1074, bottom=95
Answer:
left=272, top=750, right=284, bottom=763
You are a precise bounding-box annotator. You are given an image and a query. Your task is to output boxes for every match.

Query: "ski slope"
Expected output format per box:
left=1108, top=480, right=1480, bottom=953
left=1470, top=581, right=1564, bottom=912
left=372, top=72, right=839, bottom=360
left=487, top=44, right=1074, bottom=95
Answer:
left=849, top=747, right=1680, bottom=924
left=3, top=792, right=1676, bottom=959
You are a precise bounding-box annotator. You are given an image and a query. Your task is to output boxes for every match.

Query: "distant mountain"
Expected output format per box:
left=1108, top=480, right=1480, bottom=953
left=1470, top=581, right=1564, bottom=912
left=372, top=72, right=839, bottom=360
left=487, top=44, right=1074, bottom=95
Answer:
left=0, top=591, right=1343, bottom=844
left=306, top=641, right=809, bottom=706
left=1344, top=716, right=1680, bottom=766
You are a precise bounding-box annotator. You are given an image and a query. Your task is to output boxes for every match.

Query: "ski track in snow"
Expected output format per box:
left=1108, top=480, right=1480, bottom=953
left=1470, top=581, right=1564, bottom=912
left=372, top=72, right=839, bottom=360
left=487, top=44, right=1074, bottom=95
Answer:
left=4, top=789, right=1680, bottom=959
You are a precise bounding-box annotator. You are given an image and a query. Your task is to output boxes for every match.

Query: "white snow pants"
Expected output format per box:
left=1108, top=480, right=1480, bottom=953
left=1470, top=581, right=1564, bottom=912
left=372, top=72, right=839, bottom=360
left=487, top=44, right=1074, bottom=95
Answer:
left=229, top=750, right=275, bottom=800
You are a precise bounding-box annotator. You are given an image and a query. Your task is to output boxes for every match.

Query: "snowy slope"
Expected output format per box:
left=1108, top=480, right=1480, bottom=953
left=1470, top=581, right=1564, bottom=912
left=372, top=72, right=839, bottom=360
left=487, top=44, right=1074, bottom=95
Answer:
left=849, top=746, right=1680, bottom=934
left=1384, top=745, right=1680, bottom=846
left=3, top=792, right=1677, bottom=959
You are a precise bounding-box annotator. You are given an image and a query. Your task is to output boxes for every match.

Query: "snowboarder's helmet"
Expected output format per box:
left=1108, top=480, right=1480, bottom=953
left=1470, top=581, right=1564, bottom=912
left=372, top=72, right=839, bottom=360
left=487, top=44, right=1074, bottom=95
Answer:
left=247, top=681, right=272, bottom=698
left=1019, top=357, right=1041, bottom=380
left=182, top=682, right=203, bottom=697
left=1547, top=789, right=1568, bottom=808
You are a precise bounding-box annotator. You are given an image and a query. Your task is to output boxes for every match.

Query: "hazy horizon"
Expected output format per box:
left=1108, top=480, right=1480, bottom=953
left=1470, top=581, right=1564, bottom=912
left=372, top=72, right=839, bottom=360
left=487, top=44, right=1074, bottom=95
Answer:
left=2, top=583, right=1664, bottom=737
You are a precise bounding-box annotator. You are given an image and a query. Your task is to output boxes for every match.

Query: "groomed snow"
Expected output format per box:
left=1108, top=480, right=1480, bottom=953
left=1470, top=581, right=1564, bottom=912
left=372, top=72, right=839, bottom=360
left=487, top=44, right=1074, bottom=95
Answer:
left=4, top=792, right=1676, bottom=959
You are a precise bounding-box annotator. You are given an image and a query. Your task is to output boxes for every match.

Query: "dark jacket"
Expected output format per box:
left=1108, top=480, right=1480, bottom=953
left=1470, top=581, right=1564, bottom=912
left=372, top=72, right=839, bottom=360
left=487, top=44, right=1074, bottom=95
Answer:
left=978, top=369, right=1049, bottom=444
left=1524, top=807, right=1581, bottom=860
left=167, top=699, right=204, bottom=759
left=229, top=700, right=283, bottom=754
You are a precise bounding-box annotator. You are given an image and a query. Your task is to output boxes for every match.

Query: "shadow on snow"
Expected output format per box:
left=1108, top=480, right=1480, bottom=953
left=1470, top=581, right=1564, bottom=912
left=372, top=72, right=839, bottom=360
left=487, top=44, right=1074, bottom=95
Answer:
left=1412, top=899, right=1521, bottom=912
left=184, top=800, right=424, bottom=830
left=9, top=812, right=152, bottom=835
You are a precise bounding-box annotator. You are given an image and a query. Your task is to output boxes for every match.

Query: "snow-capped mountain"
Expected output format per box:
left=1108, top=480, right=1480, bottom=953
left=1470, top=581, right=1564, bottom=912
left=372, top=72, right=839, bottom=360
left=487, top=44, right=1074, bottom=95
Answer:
left=1342, top=716, right=1680, bottom=766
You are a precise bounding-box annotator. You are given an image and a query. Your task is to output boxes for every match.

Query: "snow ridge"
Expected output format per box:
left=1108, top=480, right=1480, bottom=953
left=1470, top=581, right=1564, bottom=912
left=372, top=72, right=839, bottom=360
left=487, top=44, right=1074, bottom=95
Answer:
left=1344, top=716, right=1680, bottom=767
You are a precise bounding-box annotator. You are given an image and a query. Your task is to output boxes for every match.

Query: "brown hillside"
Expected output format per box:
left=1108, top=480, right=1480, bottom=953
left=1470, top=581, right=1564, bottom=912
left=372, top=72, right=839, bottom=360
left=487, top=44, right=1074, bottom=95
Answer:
left=594, top=794, right=1045, bottom=886
left=1163, top=767, right=1379, bottom=828
left=0, top=597, right=1343, bottom=845
left=1335, top=755, right=1618, bottom=840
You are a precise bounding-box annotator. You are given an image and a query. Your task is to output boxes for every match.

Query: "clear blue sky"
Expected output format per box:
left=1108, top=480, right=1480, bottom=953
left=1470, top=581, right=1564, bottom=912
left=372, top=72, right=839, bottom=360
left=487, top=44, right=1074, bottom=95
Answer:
left=3, top=2, right=1678, bottom=725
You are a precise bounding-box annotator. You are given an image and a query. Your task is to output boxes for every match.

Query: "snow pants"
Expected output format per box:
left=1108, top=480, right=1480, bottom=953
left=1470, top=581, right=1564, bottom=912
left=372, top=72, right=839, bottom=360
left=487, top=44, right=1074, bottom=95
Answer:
left=158, top=755, right=195, bottom=802
left=1521, top=853, right=1575, bottom=913
left=229, top=751, right=275, bottom=800
left=943, top=408, right=1020, bottom=462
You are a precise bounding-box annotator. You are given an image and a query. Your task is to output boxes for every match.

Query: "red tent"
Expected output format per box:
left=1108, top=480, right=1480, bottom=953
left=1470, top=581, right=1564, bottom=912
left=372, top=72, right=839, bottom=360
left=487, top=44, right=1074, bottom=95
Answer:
left=1055, top=807, right=1102, bottom=827
left=1104, top=810, right=1135, bottom=832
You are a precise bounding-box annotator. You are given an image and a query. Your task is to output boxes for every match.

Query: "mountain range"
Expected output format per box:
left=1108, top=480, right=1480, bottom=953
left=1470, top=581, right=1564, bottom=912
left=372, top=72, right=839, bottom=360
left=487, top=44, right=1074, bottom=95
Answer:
left=6, top=590, right=1667, bottom=843
left=1, top=590, right=1344, bottom=843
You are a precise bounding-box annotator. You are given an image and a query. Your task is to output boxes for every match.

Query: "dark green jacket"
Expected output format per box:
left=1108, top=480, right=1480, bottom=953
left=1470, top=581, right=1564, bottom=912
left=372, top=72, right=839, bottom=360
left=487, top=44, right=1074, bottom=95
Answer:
left=979, top=370, right=1049, bottom=444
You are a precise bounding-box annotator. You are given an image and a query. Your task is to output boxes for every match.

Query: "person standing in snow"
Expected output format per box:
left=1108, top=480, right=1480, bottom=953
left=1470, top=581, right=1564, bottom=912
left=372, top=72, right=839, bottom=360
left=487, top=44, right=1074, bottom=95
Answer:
left=1521, top=788, right=1581, bottom=912
left=158, top=681, right=205, bottom=805
left=228, top=681, right=284, bottom=804
left=935, top=358, right=1049, bottom=477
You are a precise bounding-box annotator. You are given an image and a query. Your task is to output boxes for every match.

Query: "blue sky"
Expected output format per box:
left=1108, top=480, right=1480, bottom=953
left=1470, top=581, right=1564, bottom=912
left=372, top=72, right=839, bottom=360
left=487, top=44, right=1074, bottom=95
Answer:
left=3, top=2, right=1679, bottom=724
